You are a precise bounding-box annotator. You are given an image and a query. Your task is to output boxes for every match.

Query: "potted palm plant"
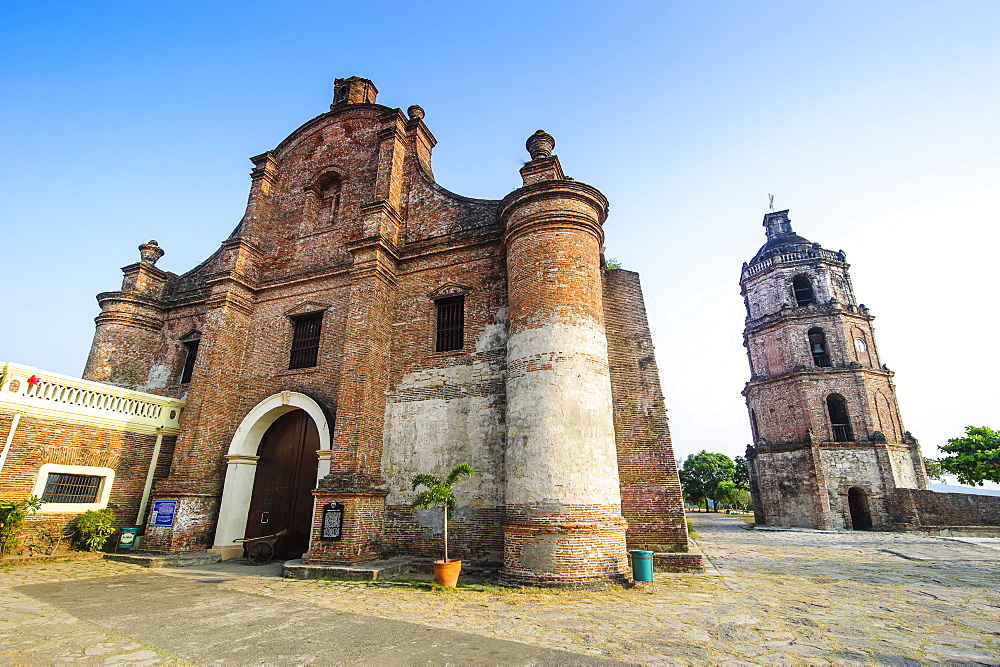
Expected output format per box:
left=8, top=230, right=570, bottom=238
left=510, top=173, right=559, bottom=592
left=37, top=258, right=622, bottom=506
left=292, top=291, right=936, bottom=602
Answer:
left=411, top=462, right=474, bottom=586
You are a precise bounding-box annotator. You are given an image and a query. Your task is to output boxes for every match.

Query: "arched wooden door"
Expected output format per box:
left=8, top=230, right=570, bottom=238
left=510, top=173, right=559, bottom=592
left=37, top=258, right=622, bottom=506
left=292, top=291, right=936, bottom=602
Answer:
left=246, top=410, right=319, bottom=558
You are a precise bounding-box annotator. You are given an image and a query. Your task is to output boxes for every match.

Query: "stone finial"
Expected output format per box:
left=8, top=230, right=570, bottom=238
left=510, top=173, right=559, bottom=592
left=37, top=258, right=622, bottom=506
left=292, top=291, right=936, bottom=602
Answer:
left=526, top=130, right=555, bottom=160
left=332, top=76, right=378, bottom=107
left=407, top=104, right=425, bottom=120
left=139, top=240, right=164, bottom=265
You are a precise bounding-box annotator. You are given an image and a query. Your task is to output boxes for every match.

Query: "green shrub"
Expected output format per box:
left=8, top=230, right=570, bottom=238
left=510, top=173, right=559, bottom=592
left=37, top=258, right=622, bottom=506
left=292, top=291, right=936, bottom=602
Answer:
left=72, top=508, right=116, bottom=551
left=0, top=496, right=42, bottom=557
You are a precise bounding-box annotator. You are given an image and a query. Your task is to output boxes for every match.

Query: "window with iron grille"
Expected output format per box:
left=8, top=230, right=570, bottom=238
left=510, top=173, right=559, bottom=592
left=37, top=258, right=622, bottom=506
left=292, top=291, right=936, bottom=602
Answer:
left=826, top=394, right=854, bottom=442
left=41, top=473, right=103, bottom=504
left=435, top=296, right=464, bottom=352
left=180, top=339, right=200, bottom=383
left=289, top=312, right=324, bottom=369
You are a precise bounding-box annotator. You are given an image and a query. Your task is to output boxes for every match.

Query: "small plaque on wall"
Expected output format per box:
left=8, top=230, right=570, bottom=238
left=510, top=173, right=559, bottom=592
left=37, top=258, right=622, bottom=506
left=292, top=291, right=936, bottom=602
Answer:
left=321, top=502, right=344, bottom=540
left=150, top=500, right=177, bottom=527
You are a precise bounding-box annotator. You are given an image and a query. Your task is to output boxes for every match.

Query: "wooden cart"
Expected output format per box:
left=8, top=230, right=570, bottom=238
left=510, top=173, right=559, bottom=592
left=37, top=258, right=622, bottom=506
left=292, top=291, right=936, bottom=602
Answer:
left=233, top=528, right=287, bottom=565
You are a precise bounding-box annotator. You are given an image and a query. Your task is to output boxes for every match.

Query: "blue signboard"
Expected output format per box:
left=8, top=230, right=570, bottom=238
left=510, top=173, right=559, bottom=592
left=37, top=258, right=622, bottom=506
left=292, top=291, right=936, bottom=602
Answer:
left=150, top=500, right=178, bottom=527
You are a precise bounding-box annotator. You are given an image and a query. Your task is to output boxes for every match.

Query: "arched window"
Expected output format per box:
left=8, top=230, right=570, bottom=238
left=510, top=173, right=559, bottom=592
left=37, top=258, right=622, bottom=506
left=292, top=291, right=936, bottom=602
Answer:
left=807, top=327, right=831, bottom=367
left=826, top=393, right=854, bottom=442
left=792, top=275, right=815, bottom=306
left=312, top=172, right=342, bottom=225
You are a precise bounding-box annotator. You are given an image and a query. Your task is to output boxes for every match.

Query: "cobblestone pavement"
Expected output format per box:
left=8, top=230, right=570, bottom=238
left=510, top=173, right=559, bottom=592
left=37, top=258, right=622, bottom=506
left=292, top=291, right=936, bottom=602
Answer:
left=2, top=513, right=999, bottom=665
left=0, top=560, right=184, bottom=664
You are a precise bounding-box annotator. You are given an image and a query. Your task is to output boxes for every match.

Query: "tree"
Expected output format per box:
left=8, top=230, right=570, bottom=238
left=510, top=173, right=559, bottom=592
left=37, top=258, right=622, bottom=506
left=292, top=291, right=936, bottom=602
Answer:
left=715, top=481, right=752, bottom=512
left=923, top=457, right=947, bottom=482
left=734, top=456, right=749, bottom=487
left=729, top=486, right=752, bottom=513
left=679, top=451, right=736, bottom=512
left=938, top=426, right=1000, bottom=486
left=715, top=481, right=736, bottom=509
left=411, top=463, right=475, bottom=562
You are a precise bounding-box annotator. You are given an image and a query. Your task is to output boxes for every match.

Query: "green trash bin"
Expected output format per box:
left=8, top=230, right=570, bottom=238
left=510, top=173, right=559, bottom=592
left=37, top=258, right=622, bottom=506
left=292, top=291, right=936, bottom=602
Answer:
left=118, top=526, right=140, bottom=550
left=630, top=549, right=654, bottom=582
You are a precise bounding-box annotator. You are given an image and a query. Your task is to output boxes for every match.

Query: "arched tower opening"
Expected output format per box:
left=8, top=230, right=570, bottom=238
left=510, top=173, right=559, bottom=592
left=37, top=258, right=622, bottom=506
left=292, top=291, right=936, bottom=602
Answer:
left=792, top=275, right=816, bottom=306
left=807, top=327, right=831, bottom=367
left=826, top=393, right=854, bottom=442
left=847, top=487, right=873, bottom=530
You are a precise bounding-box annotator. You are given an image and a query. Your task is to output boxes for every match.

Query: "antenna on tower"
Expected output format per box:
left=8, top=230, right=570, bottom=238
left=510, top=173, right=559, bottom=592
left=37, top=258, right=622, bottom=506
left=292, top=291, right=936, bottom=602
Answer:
left=768, top=194, right=775, bottom=212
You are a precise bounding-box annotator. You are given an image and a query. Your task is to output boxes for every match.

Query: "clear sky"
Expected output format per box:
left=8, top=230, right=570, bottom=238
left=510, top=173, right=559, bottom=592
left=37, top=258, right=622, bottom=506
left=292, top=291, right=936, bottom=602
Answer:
left=2, top=1, right=998, bottom=489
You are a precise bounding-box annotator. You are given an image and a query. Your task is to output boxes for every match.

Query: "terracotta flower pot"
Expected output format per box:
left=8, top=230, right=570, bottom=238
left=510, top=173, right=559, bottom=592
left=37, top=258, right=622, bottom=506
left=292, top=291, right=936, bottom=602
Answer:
left=433, top=559, right=462, bottom=586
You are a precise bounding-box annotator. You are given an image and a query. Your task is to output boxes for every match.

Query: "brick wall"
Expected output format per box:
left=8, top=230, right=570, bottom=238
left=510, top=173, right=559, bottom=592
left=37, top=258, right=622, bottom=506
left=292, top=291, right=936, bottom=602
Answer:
left=892, top=488, right=1000, bottom=528
left=603, top=269, right=688, bottom=552
left=747, top=444, right=825, bottom=528
left=0, top=413, right=172, bottom=546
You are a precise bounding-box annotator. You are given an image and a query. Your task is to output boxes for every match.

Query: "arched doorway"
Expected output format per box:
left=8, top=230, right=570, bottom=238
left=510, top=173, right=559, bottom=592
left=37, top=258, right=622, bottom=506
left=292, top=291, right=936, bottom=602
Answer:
left=246, top=410, right=318, bottom=558
left=210, top=392, right=332, bottom=561
left=847, top=487, right=873, bottom=530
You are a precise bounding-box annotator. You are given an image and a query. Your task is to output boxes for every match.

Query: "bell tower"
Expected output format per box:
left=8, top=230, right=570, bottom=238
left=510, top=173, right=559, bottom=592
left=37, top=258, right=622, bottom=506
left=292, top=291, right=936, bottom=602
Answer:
left=741, top=210, right=929, bottom=530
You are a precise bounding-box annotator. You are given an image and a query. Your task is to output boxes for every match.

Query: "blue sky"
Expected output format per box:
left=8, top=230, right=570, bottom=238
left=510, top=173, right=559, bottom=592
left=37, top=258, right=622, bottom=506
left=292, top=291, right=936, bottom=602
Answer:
left=2, top=1, right=998, bottom=488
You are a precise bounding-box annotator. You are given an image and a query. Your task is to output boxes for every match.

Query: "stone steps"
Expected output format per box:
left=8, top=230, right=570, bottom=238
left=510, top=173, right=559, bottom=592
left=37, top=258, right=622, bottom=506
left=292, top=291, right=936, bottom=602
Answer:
left=282, top=557, right=415, bottom=581
left=104, top=552, right=221, bottom=568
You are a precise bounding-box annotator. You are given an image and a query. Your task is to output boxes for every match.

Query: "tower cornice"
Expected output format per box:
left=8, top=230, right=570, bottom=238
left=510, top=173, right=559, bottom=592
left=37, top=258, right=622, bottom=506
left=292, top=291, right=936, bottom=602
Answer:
left=742, top=364, right=895, bottom=394
left=744, top=301, right=873, bottom=332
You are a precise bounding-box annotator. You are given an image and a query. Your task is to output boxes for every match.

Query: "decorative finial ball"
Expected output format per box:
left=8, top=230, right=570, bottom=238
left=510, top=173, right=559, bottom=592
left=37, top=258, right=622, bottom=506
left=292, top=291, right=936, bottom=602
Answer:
left=407, top=104, right=425, bottom=120
left=526, top=130, right=555, bottom=160
left=139, top=240, right=165, bottom=265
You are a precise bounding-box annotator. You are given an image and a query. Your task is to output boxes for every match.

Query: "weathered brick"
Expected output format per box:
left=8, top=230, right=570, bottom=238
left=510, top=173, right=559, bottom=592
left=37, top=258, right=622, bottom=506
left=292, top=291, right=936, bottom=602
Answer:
left=741, top=211, right=996, bottom=533
left=72, top=79, right=689, bottom=583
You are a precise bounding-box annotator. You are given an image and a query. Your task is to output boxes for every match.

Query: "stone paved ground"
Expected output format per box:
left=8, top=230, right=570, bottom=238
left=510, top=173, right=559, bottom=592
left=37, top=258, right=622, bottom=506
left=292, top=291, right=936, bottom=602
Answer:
left=2, top=512, right=999, bottom=665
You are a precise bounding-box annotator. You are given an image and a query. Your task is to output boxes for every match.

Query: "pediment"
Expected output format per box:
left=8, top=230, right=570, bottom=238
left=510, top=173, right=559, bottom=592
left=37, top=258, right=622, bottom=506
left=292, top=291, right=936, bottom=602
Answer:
left=283, top=301, right=331, bottom=317
left=428, top=283, right=472, bottom=299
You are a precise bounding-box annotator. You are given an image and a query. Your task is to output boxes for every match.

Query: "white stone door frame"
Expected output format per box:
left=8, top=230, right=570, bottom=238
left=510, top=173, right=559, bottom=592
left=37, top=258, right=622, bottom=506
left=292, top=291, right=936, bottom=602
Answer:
left=210, top=391, right=331, bottom=559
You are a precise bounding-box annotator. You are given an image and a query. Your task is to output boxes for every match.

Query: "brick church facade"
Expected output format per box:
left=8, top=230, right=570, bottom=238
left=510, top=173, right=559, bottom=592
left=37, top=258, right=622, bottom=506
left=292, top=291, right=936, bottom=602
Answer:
left=81, top=77, right=689, bottom=587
